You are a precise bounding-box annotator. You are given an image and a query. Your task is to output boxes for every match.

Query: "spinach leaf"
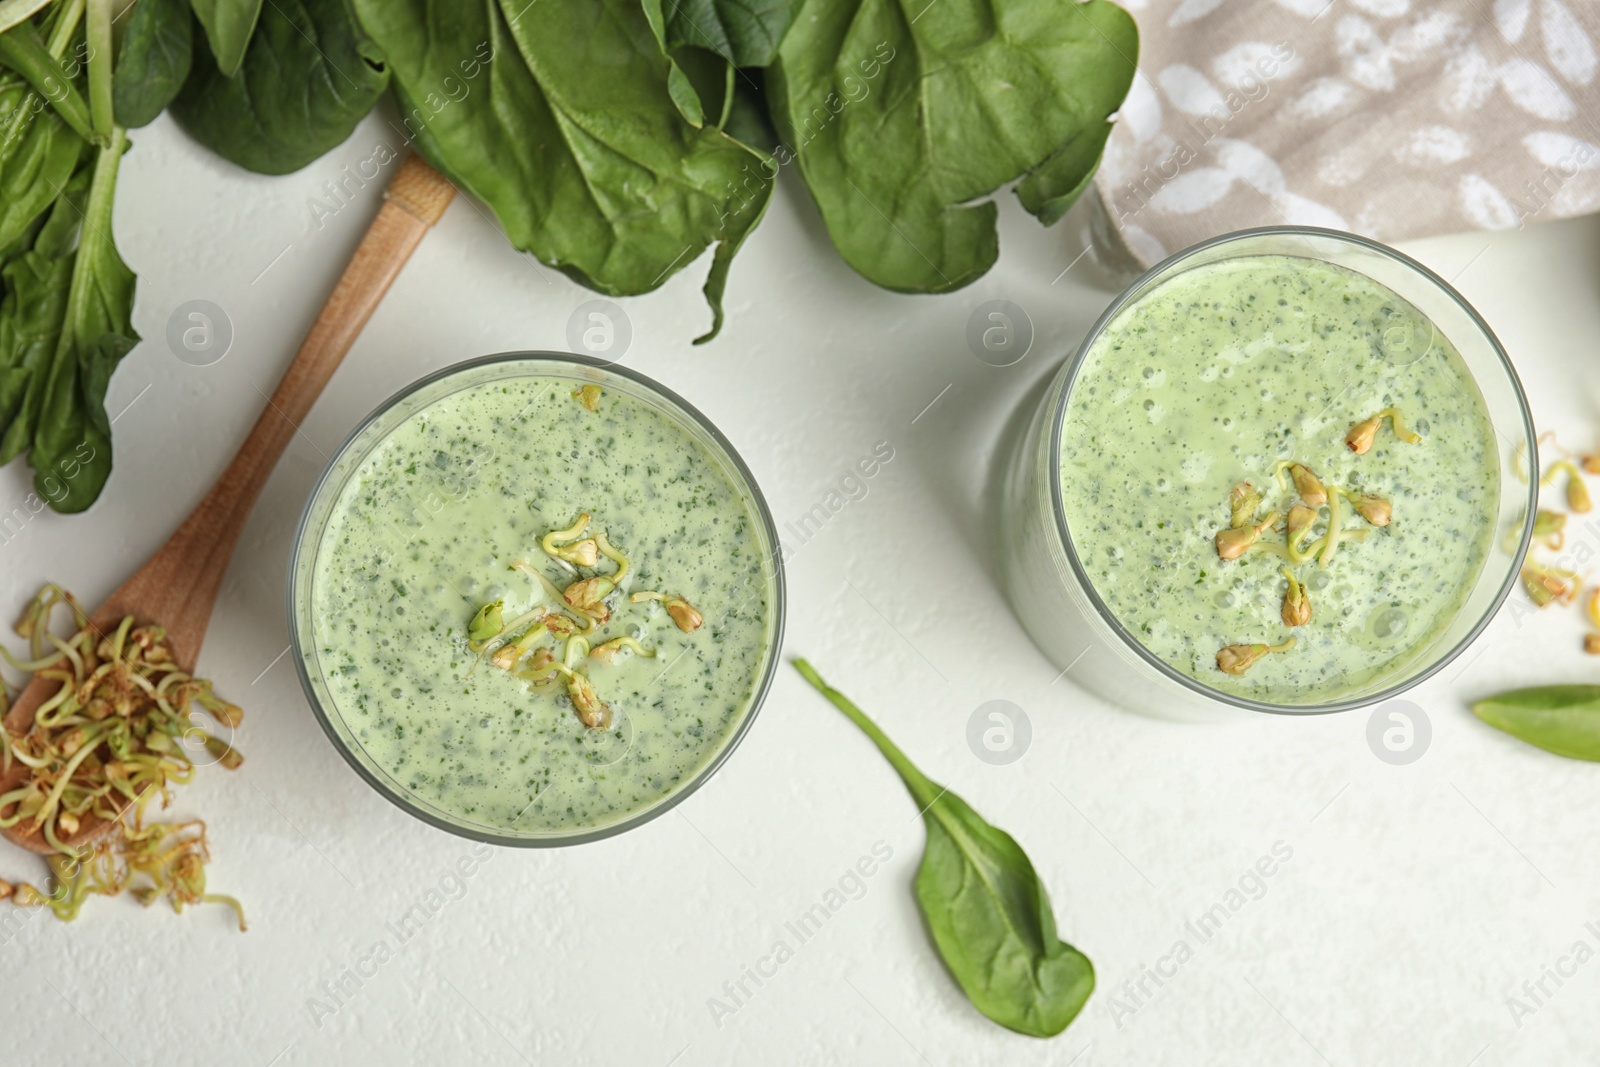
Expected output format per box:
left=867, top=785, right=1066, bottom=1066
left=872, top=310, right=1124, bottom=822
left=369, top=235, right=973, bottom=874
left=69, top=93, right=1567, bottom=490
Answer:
left=659, top=0, right=795, bottom=67
left=641, top=0, right=707, bottom=128
left=0, top=20, right=92, bottom=140
left=1473, top=686, right=1600, bottom=761
left=0, top=248, right=73, bottom=448
left=794, top=659, right=1095, bottom=1038
left=189, top=0, right=263, bottom=77
left=0, top=156, right=88, bottom=466
left=113, top=0, right=193, bottom=128
left=674, top=44, right=741, bottom=132
left=767, top=0, right=1137, bottom=292
left=171, top=0, right=387, bottom=175
left=722, top=75, right=777, bottom=152
left=352, top=0, right=771, bottom=343
left=0, top=75, right=87, bottom=252
left=10, top=133, right=137, bottom=511
left=1017, top=120, right=1117, bottom=227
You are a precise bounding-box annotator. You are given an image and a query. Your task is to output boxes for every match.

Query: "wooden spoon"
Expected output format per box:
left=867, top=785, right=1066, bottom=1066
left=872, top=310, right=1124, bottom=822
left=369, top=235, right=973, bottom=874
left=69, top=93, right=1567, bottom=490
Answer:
left=0, top=154, right=456, bottom=855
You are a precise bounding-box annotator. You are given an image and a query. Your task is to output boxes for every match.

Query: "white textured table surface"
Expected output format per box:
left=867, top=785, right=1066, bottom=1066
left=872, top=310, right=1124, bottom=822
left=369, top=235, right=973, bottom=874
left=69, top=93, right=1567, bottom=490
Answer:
left=3, top=111, right=1598, bottom=1067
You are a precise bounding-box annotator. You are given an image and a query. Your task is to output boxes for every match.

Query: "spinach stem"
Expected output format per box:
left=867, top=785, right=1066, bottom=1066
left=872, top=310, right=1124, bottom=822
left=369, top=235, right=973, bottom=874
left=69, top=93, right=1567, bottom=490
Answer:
left=44, top=0, right=83, bottom=56
left=85, top=0, right=112, bottom=141
left=792, top=659, right=942, bottom=809
left=69, top=125, right=125, bottom=331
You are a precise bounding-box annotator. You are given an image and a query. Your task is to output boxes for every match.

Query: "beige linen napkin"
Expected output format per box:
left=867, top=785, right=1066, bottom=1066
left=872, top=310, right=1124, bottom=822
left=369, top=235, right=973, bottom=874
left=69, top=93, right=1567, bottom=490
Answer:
left=1089, top=0, right=1600, bottom=269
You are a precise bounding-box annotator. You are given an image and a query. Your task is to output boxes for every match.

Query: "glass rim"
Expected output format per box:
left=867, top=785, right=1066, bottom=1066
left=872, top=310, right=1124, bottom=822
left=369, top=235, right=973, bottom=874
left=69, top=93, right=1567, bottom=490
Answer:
left=1045, top=225, right=1538, bottom=716
left=287, top=350, right=788, bottom=846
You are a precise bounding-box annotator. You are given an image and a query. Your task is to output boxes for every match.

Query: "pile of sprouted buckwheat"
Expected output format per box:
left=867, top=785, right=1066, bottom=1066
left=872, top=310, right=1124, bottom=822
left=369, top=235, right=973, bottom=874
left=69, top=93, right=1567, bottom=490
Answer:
left=0, top=585, right=246, bottom=928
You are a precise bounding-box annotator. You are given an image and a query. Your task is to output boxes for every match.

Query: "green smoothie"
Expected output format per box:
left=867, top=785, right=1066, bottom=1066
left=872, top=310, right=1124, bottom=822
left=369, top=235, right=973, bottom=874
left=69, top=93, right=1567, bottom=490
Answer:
left=306, top=373, right=774, bottom=834
left=1059, top=255, right=1499, bottom=703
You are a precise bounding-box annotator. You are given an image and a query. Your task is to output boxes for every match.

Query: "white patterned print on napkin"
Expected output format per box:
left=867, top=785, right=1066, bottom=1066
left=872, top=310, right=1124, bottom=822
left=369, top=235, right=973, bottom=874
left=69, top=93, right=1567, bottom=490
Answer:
left=1089, top=0, right=1600, bottom=268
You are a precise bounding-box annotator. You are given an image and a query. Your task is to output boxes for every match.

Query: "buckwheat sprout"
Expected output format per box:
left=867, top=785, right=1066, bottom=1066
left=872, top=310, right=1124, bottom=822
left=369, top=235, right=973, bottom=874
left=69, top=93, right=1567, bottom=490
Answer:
left=590, top=636, right=655, bottom=664
left=1347, top=408, right=1420, bottom=454
left=541, top=513, right=591, bottom=555
left=594, top=529, right=629, bottom=586
left=1216, top=637, right=1296, bottom=675
left=1319, top=487, right=1347, bottom=567
left=630, top=591, right=704, bottom=632
left=1227, top=481, right=1261, bottom=528
left=1541, top=460, right=1592, bottom=514
left=512, top=561, right=599, bottom=634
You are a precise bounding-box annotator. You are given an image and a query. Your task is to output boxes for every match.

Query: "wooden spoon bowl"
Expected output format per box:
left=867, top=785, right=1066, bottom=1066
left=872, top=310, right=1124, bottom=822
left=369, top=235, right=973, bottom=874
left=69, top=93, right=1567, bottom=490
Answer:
left=0, top=155, right=456, bottom=856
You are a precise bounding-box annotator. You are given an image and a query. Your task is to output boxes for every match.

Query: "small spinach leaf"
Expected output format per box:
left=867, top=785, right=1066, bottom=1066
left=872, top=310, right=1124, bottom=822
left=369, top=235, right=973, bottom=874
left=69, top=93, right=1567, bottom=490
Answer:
left=660, top=0, right=795, bottom=67
left=795, top=659, right=1095, bottom=1038
left=171, top=0, right=388, bottom=175
left=353, top=0, right=771, bottom=343
left=114, top=0, right=194, bottom=128
left=1473, top=686, right=1600, bottom=761
left=189, top=0, right=264, bottom=77
left=767, top=0, right=1136, bottom=292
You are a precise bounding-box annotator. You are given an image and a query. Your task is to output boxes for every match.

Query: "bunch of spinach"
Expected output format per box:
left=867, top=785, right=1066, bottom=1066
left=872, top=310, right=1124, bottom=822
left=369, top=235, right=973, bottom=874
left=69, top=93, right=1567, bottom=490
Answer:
left=794, top=659, right=1095, bottom=1037
left=164, top=0, right=1135, bottom=333
left=0, top=0, right=1136, bottom=511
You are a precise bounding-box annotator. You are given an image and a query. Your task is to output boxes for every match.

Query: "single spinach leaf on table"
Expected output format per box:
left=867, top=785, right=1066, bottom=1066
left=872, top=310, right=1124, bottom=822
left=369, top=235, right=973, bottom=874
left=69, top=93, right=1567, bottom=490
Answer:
left=794, top=659, right=1095, bottom=1038
left=351, top=0, right=772, bottom=343
left=171, top=0, right=388, bottom=175
left=1473, top=686, right=1600, bottom=761
left=659, top=0, right=796, bottom=67
left=767, top=0, right=1137, bottom=292
left=113, top=0, right=194, bottom=128
left=189, top=0, right=264, bottom=77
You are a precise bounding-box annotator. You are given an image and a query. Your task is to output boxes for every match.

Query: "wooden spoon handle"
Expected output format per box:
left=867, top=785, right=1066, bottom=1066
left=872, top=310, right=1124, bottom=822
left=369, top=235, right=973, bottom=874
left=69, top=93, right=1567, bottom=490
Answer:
left=99, top=155, right=457, bottom=670
left=0, top=156, right=455, bottom=856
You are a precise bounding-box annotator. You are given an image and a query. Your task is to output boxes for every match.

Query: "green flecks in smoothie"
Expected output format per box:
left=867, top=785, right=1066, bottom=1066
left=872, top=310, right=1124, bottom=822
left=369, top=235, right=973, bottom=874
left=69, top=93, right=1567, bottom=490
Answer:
left=1060, top=255, right=1499, bottom=703
left=310, top=376, right=770, bottom=833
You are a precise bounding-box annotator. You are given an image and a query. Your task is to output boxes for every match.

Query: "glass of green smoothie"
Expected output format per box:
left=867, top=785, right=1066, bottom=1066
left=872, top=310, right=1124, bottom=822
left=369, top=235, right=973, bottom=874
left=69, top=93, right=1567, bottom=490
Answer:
left=998, top=227, right=1536, bottom=717
left=290, top=352, right=785, bottom=844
